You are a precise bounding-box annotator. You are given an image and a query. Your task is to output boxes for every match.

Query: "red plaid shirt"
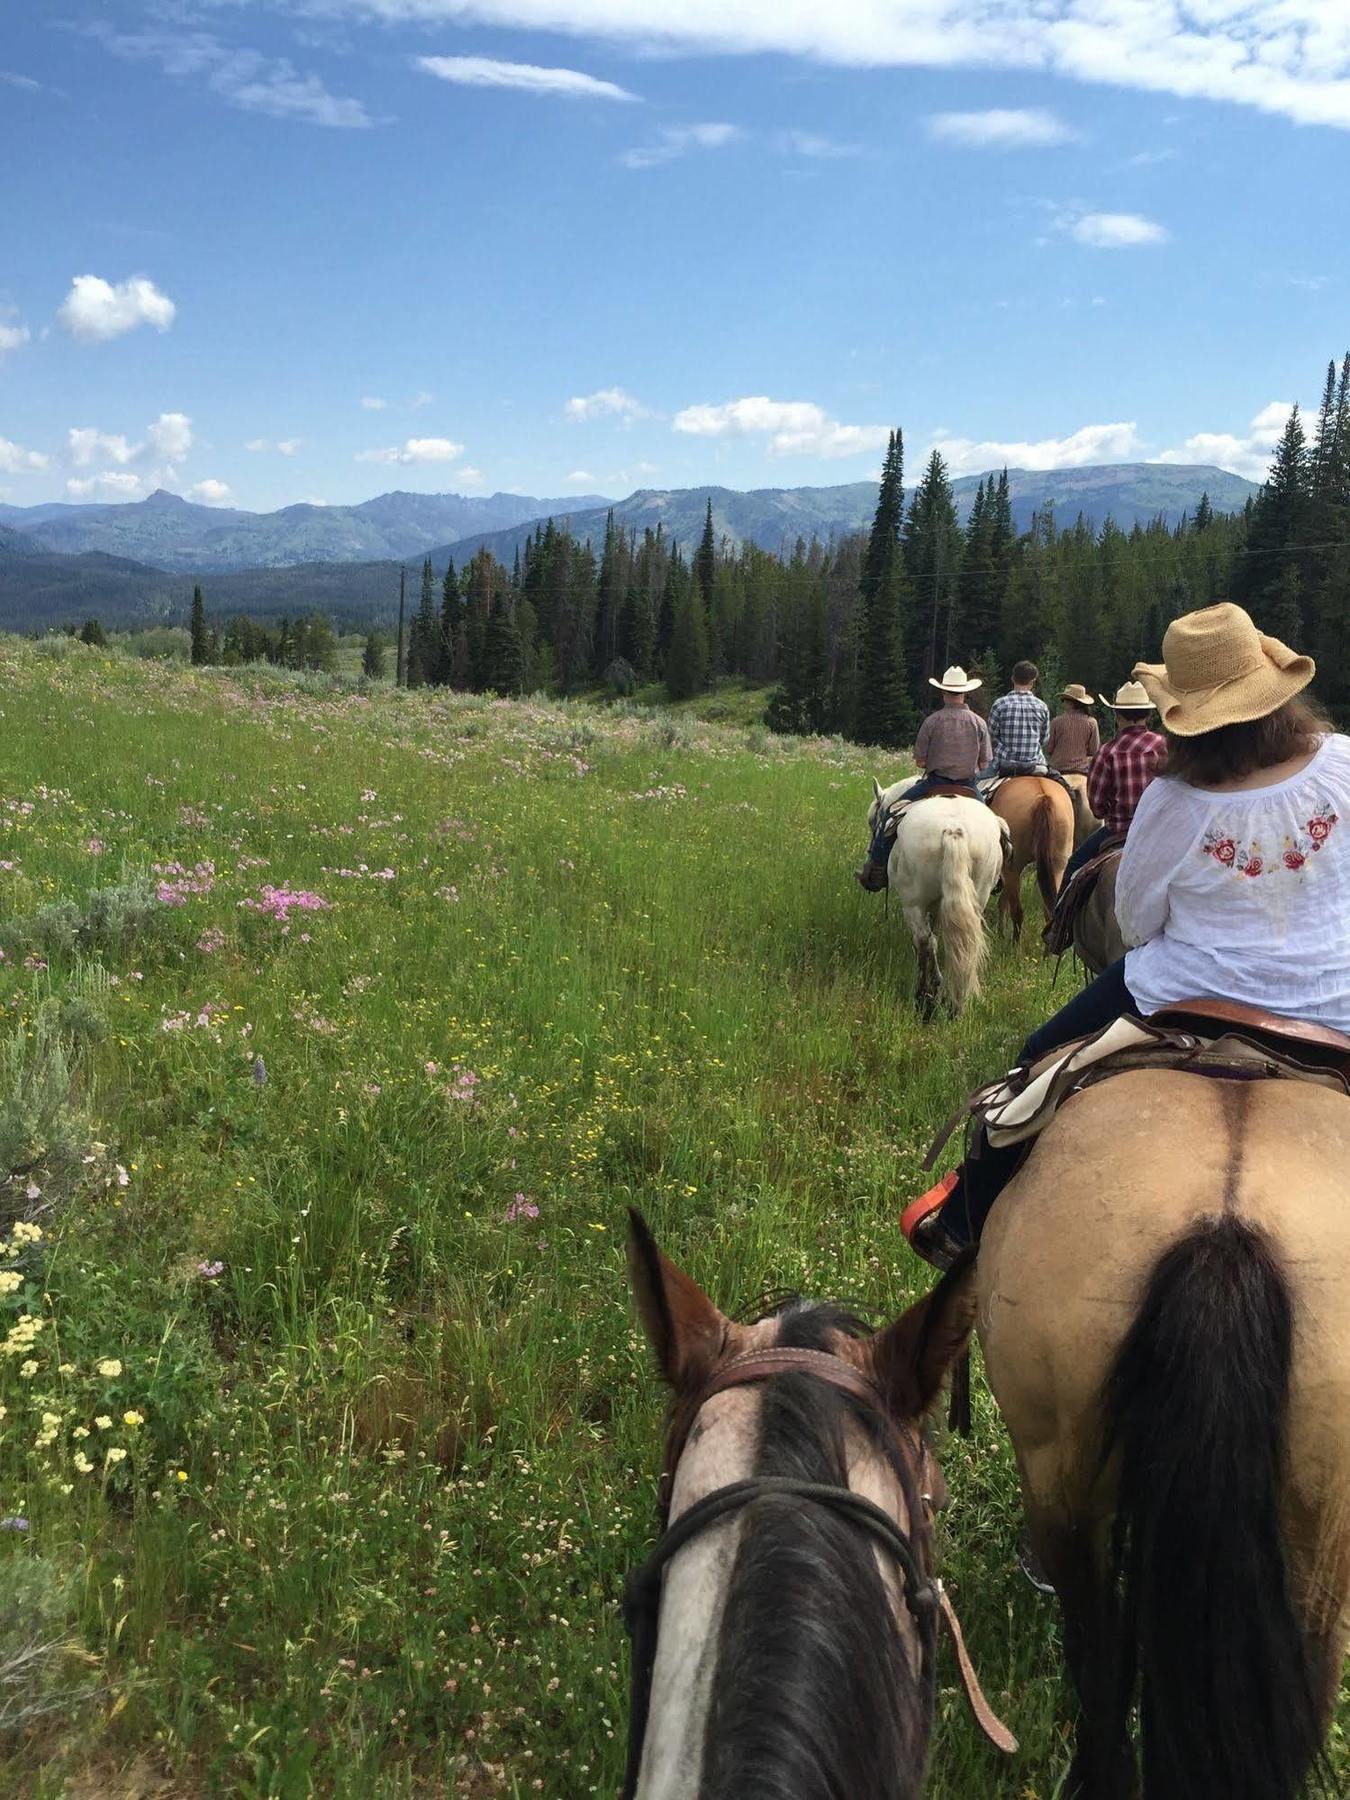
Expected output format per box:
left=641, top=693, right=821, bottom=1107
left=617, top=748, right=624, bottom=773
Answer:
left=1088, top=723, right=1167, bottom=836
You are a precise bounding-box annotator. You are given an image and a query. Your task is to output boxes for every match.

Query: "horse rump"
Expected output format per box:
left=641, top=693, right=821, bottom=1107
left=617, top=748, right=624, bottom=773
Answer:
left=1101, top=1214, right=1328, bottom=1799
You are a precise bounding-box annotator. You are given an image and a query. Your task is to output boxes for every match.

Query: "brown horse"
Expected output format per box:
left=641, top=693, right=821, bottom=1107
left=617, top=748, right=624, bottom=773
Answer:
left=989, top=776, right=1075, bottom=938
left=978, top=1071, right=1350, bottom=1798
left=1061, top=772, right=1099, bottom=849
left=623, top=1211, right=986, bottom=1800
left=1071, top=852, right=1127, bottom=978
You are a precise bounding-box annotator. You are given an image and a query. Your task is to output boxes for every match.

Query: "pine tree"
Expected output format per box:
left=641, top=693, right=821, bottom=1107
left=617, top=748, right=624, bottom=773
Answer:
left=694, top=498, right=716, bottom=615
left=190, top=585, right=209, bottom=665
left=482, top=597, right=524, bottom=695
left=1193, top=491, right=1213, bottom=533
left=79, top=617, right=107, bottom=648
left=406, top=556, right=438, bottom=686
left=952, top=477, right=998, bottom=662
left=395, top=568, right=407, bottom=688
left=854, top=430, right=916, bottom=746
left=439, top=560, right=462, bottom=685
left=665, top=558, right=707, bottom=700
left=592, top=510, right=624, bottom=679
left=903, top=450, right=962, bottom=685
left=362, top=631, right=386, bottom=680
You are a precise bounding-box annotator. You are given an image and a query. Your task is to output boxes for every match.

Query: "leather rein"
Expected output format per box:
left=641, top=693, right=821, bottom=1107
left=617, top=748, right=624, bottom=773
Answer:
left=620, top=1346, right=1016, bottom=1799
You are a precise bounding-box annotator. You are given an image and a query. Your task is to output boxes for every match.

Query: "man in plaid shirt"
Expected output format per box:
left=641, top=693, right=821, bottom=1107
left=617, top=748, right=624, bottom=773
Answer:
left=986, top=660, right=1075, bottom=796
left=1062, top=679, right=1167, bottom=884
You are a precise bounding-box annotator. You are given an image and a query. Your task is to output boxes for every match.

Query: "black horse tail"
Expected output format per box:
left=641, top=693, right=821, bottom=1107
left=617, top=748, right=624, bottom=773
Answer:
left=1102, top=1214, right=1327, bottom=1799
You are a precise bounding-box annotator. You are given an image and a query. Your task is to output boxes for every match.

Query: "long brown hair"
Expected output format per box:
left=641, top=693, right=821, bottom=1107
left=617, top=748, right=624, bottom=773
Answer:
left=1164, top=696, right=1331, bottom=785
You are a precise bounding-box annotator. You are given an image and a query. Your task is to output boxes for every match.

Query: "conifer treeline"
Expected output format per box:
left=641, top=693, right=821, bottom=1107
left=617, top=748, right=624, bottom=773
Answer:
left=180, top=353, right=1350, bottom=743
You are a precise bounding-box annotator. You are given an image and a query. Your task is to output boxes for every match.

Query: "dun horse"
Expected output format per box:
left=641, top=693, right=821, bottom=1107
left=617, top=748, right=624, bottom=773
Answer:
left=867, top=777, right=1008, bottom=1019
left=988, top=777, right=1074, bottom=938
left=978, top=1070, right=1350, bottom=1799
left=622, top=1210, right=983, bottom=1800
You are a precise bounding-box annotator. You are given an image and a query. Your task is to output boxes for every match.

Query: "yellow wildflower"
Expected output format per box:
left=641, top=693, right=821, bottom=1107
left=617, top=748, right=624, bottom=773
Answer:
left=74, top=1452, right=94, bottom=1474
left=122, top=1410, right=143, bottom=1428
left=98, top=1359, right=123, bottom=1378
left=19, top=1359, right=38, bottom=1378
left=95, top=1415, right=112, bottom=1430
left=104, top=1445, right=127, bottom=1465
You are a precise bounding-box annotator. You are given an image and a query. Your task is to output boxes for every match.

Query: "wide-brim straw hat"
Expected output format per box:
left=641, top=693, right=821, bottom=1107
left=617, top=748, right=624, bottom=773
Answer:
left=1061, top=682, right=1093, bottom=704
left=929, top=664, right=982, bottom=693
left=1100, top=680, right=1155, bottom=712
left=1133, top=602, right=1315, bottom=737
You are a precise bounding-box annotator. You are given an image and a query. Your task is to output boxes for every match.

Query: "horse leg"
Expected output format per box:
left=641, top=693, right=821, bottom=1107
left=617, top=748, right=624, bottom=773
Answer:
left=1024, top=1506, right=1137, bottom=1800
left=1003, top=862, right=1025, bottom=942
left=905, top=904, right=940, bottom=1021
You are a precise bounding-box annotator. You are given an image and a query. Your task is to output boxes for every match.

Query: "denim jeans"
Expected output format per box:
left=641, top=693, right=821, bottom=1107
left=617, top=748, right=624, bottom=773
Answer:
left=866, top=773, right=984, bottom=865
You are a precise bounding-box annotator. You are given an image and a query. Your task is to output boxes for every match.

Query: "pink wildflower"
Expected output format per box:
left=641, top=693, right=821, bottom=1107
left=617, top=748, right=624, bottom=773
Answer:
left=505, top=1195, right=539, bottom=1222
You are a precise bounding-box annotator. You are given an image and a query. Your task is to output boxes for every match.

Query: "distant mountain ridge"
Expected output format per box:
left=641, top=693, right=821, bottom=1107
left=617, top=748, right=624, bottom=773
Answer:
left=0, top=463, right=1259, bottom=635
left=429, top=464, right=1259, bottom=572
left=0, top=487, right=612, bottom=574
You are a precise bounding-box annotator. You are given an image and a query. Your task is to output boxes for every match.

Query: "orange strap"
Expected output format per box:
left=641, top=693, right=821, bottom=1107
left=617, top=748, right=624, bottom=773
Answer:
left=937, top=1580, right=1020, bottom=1754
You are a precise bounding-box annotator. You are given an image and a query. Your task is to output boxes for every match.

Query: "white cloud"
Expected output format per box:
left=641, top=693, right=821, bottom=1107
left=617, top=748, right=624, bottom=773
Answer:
left=927, top=108, right=1076, bottom=148
left=0, top=71, right=42, bottom=93
left=458, top=465, right=486, bottom=488
left=147, top=412, right=193, bottom=460
left=565, top=468, right=596, bottom=483
left=0, top=438, right=49, bottom=475
left=356, top=437, right=464, bottom=464
left=246, top=436, right=304, bottom=454
left=277, top=437, right=303, bottom=455
left=66, top=471, right=145, bottom=499
left=317, top=1, right=1350, bottom=133
left=245, top=437, right=270, bottom=452
left=89, top=25, right=372, bottom=129
left=188, top=479, right=233, bottom=505
left=1159, top=401, right=1292, bottom=481
left=361, top=396, right=388, bottom=411
left=0, top=320, right=30, bottom=357
left=564, top=386, right=651, bottom=423
left=1071, top=210, right=1169, bottom=247
left=416, top=54, right=637, bottom=101
left=410, top=390, right=434, bottom=409
left=776, top=129, right=860, bottom=158
left=673, top=396, right=889, bottom=459
left=68, top=427, right=138, bottom=467
left=927, top=421, right=1144, bottom=476
left=622, top=122, right=740, bottom=168
left=57, top=274, right=176, bottom=343
left=1125, top=147, right=1176, bottom=166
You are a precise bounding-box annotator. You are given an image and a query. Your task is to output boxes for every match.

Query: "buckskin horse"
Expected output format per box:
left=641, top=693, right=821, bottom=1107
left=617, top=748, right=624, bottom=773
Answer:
left=988, top=776, right=1075, bottom=938
left=867, top=776, right=1009, bottom=1019
left=622, top=1210, right=1013, bottom=1800
left=977, top=1046, right=1350, bottom=1798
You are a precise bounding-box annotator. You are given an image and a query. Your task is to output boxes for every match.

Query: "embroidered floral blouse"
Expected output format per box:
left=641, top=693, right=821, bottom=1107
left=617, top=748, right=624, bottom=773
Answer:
left=1116, top=733, right=1350, bottom=1031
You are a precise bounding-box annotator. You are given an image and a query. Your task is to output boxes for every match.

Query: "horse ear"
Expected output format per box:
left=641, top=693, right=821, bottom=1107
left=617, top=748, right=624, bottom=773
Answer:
left=627, top=1209, right=728, bottom=1393
left=872, top=776, right=884, bottom=803
left=869, top=1256, right=979, bottom=1419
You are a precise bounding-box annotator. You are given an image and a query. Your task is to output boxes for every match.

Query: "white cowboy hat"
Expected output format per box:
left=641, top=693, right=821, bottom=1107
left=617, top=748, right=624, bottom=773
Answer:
left=929, top=665, right=982, bottom=694
left=1133, top=602, right=1314, bottom=736
left=1100, top=680, right=1155, bottom=712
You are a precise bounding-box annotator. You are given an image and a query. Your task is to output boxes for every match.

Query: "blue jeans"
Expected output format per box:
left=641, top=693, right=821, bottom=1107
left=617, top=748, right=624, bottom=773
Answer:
left=1021, top=956, right=1137, bottom=1064
left=1061, top=823, right=1111, bottom=889
left=866, top=773, right=984, bottom=865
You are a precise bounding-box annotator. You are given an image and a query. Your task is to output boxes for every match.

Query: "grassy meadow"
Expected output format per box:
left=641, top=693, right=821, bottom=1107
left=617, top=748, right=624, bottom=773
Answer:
left=0, top=638, right=1344, bottom=1798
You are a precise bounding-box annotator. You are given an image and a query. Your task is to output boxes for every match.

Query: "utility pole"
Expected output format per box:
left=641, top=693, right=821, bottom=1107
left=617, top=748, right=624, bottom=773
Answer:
left=396, top=565, right=407, bottom=688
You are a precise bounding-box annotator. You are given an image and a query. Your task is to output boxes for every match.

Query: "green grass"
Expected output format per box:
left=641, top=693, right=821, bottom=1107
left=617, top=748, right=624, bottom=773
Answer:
left=0, top=636, right=1342, bottom=1797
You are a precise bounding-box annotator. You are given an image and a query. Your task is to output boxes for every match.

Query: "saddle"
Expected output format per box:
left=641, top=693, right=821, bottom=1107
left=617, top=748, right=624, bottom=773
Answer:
left=1043, top=838, right=1126, bottom=960
left=882, top=780, right=983, bottom=836
left=926, top=999, right=1350, bottom=1170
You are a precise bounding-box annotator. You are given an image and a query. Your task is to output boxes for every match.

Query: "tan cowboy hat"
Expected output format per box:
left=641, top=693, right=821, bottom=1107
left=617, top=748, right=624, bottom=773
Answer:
left=1061, top=682, right=1093, bottom=704
left=929, top=664, right=982, bottom=694
left=1133, top=602, right=1314, bottom=737
left=1100, top=680, right=1155, bottom=712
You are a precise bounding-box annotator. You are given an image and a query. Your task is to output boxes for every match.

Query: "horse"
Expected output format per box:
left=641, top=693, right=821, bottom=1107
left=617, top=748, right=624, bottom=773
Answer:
left=977, top=1071, right=1350, bottom=1799
left=1071, top=851, right=1126, bottom=978
left=988, top=776, right=1075, bottom=939
left=623, top=1209, right=987, bottom=1800
left=1060, top=772, right=1099, bottom=849
left=868, top=777, right=1009, bottom=1020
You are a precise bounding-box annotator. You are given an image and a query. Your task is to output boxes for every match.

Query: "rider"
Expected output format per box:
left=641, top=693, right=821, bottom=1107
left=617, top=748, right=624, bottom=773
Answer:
left=902, top=602, right=1350, bottom=1265
left=1044, top=683, right=1100, bottom=776
left=854, top=667, right=991, bottom=892
left=986, top=662, right=1075, bottom=798
left=1059, top=681, right=1167, bottom=887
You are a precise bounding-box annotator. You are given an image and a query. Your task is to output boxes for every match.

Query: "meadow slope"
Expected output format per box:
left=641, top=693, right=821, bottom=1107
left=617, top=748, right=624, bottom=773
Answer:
left=0, top=641, right=1343, bottom=1797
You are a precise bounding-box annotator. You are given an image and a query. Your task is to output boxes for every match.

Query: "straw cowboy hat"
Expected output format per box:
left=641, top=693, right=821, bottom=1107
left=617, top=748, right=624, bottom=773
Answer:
left=1061, top=682, right=1093, bottom=704
left=1100, top=680, right=1155, bottom=712
left=1133, top=602, right=1315, bottom=737
left=929, top=664, right=982, bottom=693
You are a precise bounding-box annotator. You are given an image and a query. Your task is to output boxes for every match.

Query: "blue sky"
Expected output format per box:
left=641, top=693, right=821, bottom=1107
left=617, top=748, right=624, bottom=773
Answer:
left=3, top=1, right=1349, bottom=513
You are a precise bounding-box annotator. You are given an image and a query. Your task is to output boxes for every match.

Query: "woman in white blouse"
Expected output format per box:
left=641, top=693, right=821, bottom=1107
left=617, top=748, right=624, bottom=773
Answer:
left=904, top=601, right=1348, bottom=1263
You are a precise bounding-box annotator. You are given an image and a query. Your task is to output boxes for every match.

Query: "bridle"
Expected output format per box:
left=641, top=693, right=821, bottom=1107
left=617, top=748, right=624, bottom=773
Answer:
left=621, top=1346, right=1017, bottom=1799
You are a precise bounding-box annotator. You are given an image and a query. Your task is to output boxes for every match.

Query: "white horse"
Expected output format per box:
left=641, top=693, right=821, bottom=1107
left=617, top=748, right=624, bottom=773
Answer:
left=867, top=777, right=1009, bottom=1019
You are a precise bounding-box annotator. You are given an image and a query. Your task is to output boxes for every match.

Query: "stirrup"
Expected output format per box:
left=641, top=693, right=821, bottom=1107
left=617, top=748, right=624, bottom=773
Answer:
left=901, top=1171, right=964, bottom=1269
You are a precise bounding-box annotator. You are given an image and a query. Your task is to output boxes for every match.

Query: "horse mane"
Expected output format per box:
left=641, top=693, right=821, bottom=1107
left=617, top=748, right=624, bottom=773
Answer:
left=699, top=1301, right=930, bottom=1800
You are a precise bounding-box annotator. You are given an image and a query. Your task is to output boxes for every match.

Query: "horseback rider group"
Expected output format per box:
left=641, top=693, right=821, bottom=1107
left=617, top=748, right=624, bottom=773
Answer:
left=877, top=601, right=1350, bottom=1265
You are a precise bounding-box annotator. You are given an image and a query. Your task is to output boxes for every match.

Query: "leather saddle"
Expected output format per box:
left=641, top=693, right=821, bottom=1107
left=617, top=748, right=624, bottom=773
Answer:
left=1154, top=997, right=1350, bottom=1073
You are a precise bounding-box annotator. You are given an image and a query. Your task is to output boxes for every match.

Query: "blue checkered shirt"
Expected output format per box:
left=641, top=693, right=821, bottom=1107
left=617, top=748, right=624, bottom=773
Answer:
left=988, top=690, right=1050, bottom=770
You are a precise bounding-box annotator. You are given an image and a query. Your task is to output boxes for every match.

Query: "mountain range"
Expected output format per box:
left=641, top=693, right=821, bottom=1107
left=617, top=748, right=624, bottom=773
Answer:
left=0, top=487, right=611, bottom=574
left=0, top=463, right=1260, bottom=635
